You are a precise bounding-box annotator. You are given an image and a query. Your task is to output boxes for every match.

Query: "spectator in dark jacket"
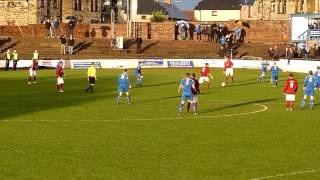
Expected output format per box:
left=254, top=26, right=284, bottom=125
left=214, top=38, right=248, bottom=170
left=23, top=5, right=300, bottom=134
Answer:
left=189, top=24, right=195, bottom=40
left=45, top=19, right=51, bottom=38
left=136, top=36, right=143, bottom=54
left=174, top=25, right=179, bottom=40
left=60, top=35, right=67, bottom=55
left=68, top=21, right=76, bottom=39
left=68, top=37, right=75, bottom=54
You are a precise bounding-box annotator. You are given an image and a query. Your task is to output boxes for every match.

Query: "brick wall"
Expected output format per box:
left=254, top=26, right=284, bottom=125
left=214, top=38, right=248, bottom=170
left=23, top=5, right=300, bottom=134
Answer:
left=0, top=21, right=291, bottom=44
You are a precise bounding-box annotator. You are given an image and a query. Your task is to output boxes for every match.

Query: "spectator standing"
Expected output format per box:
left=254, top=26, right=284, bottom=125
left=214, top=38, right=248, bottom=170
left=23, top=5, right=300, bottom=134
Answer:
left=272, top=45, right=280, bottom=60
left=136, top=36, right=143, bottom=54
left=68, top=20, right=76, bottom=39
left=4, top=49, right=11, bottom=71
left=45, top=19, right=51, bottom=38
left=234, top=27, right=241, bottom=43
left=309, top=45, right=317, bottom=58
left=287, top=47, right=295, bottom=65
left=189, top=24, right=195, bottom=40
left=52, top=18, right=60, bottom=38
left=60, top=35, right=67, bottom=55
left=68, top=37, right=75, bottom=55
left=219, top=36, right=226, bottom=49
left=195, top=24, right=201, bottom=41
left=12, top=50, right=19, bottom=71
left=174, top=25, right=179, bottom=40
left=240, top=28, right=246, bottom=43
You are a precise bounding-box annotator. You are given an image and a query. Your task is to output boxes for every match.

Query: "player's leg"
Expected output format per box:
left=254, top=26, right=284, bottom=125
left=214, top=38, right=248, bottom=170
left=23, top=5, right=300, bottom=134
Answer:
left=309, top=95, right=315, bottom=110
left=117, top=91, right=123, bottom=104
left=28, top=69, right=33, bottom=84
left=275, top=76, right=278, bottom=87
left=126, top=91, right=131, bottom=104
left=289, top=95, right=295, bottom=110
left=179, top=96, right=186, bottom=115
left=285, top=94, right=290, bottom=110
left=187, top=102, right=191, bottom=113
left=33, top=71, right=37, bottom=83
left=193, top=95, right=199, bottom=114
left=206, top=78, right=210, bottom=89
left=300, top=94, right=308, bottom=109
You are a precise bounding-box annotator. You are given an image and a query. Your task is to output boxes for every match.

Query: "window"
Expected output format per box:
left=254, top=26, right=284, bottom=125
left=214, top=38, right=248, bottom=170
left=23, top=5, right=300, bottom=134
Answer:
left=212, top=11, right=217, bottom=16
left=300, top=0, right=305, bottom=13
left=248, top=6, right=253, bottom=18
left=283, top=0, right=287, bottom=13
left=141, top=16, right=147, bottom=20
left=258, top=1, right=263, bottom=13
left=53, top=0, right=57, bottom=9
left=74, top=0, right=82, bottom=11
left=270, top=0, right=276, bottom=12
left=91, top=0, right=98, bottom=12
left=278, top=0, right=287, bottom=14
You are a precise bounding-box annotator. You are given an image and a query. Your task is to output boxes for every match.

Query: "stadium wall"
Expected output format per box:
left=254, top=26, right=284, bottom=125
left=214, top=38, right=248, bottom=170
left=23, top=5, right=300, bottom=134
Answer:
left=1, top=59, right=318, bottom=73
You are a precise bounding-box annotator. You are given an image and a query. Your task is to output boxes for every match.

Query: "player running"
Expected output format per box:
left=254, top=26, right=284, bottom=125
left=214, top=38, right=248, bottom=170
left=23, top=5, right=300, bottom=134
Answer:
left=178, top=73, right=196, bottom=116
left=28, top=59, right=38, bottom=84
left=224, top=56, right=234, bottom=83
left=257, top=60, right=269, bottom=82
left=134, top=65, right=143, bottom=86
left=187, top=73, right=200, bottom=113
left=283, top=73, right=299, bottom=111
left=270, top=62, right=280, bottom=87
left=300, top=71, right=317, bottom=110
left=56, top=61, right=65, bottom=93
left=117, top=69, right=131, bottom=104
left=86, top=63, right=97, bottom=93
left=199, top=63, right=213, bottom=89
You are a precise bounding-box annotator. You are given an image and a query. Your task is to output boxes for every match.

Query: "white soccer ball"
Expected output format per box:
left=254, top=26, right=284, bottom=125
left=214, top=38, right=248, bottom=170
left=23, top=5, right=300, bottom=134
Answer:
left=221, top=82, right=226, bottom=87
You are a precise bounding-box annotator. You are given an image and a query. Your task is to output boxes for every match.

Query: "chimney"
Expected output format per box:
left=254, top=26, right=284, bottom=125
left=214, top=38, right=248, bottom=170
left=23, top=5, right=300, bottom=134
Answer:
left=164, top=0, right=171, bottom=4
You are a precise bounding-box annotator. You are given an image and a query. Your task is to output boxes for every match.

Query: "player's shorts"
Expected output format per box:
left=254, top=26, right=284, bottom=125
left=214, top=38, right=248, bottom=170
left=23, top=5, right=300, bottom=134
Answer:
left=118, top=85, right=129, bottom=92
left=57, top=77, right=64, bottom=85
left=261, top=70, right=266, bottom=76
left=271, top=75, right=278, bottom=81
left=181, top=94, right=193, bottom=102
left=304, top=88, right=315, bottom=97
left=193, top=94, right=199, bottom=103
left=89, top=77, right=96, bottom=85
left=285, top=94, right=296, bottom=101
left=29, top=69, right=36, bottom=77
left=225, top=68, right=233, bottom=77
left=199, top=76, right=210, bottom=84
left=135, top=73, right=142, bottom=78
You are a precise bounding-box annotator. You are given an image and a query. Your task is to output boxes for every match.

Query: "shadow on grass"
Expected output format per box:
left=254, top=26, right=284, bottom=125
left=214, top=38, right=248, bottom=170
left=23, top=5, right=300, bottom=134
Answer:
left=199, top=98, right=280, bottom=115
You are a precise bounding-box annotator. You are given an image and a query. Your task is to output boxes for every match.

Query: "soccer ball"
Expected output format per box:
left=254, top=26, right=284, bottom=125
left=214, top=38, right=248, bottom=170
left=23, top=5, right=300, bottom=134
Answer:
left=221, top=82, right=226, bottom=87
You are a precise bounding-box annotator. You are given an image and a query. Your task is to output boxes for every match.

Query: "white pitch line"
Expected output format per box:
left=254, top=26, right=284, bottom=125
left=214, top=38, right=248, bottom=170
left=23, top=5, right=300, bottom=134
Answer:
left=251, top=169, right=320, bottom=180
left=0, top=104, right=268, bottom=123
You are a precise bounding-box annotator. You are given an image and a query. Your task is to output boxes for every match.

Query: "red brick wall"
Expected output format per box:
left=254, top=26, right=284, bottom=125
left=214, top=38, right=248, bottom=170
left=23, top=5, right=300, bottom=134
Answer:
left=0, top=20, right=291, bottom=44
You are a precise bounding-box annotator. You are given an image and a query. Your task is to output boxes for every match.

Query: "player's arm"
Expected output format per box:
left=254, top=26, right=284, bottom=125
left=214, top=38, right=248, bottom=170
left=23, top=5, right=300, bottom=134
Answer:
left=208, top=72, right=213, bottom=79
left=178, top=84, right=182, bottom=93
left=283, top=81, right=288, bottom=95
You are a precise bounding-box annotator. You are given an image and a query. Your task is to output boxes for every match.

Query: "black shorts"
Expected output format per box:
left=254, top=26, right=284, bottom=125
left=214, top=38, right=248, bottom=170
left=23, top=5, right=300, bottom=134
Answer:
left=89, top=77, right=96, bottom=85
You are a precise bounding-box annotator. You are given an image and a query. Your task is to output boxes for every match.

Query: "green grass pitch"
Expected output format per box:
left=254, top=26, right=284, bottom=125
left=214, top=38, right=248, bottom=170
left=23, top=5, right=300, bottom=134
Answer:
left=0, top=68, right=319, bottom=179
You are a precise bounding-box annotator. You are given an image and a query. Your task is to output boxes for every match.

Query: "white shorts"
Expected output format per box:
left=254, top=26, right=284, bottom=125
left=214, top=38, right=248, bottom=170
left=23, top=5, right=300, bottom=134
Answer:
left=199, top=77, right=209, bottom=84
left=286, top=94, right=296, bottom=101
left=193, top=95, right=199, bottom=103
left=57, top=77, right=64, bottom=85
left=29, top=69, right=36, bottom=77
left=225, top=68, right=233, bottom=77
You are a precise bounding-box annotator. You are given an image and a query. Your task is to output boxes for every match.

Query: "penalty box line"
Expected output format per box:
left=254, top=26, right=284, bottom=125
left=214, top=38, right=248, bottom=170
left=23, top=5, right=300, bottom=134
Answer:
left=0, top=104, right=268, bottom=123
left=251, top=169, right=320, bottom=180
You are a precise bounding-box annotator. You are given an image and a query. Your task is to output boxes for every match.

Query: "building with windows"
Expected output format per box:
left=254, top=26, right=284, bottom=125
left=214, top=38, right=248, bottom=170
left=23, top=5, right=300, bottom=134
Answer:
left=241, top=0, right=320, bottom=20
left=194, top=0, right=242, bottom=22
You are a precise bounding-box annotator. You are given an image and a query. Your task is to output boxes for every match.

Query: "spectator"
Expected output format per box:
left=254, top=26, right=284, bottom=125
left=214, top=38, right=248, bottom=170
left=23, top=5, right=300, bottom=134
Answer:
left=12, top=50, right=19, bottom=71
left=68, top=37, right=75, bottom=54
left=45, top=19, right=51, bottom=38
left=189, top=24, right=195, bottom=40
left=136, top=36, right=143, bottom=54
left=60, top=35, right=67, bottom=55
left=240, top=28, right=246, bottom=43
left=195, top=24, right=202, bottom=41
left=272, top=45, right=280, bottom=60
left=52, top=18, right=60, bottom=38
left=219, top=36, right=226, bottom=48
left=309, top=45, right=317, bottom=58
left=68, top=20, right=76, bottom=39
left=174, top=25, right=179, bottom=40
left=234, top=27, right=241, bottom=43
left=4, top=49, right=11, bottom=71
left=287, top=47, right=295, bottom=65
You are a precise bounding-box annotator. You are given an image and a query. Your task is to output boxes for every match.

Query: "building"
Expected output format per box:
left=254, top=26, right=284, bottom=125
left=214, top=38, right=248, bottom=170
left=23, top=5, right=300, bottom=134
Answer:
left=194, top=0, right=242, bottom=22
left=241, top=0, right=320, bottom=21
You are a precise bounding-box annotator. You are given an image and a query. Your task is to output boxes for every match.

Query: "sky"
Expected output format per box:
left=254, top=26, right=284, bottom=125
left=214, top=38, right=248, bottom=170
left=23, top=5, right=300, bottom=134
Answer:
left=161, top=0, right=200, bottom=10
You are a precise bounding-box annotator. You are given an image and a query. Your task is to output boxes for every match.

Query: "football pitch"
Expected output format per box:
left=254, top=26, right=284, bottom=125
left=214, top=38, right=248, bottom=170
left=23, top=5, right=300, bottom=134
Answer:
left=0, top=68, right=319, bottom=179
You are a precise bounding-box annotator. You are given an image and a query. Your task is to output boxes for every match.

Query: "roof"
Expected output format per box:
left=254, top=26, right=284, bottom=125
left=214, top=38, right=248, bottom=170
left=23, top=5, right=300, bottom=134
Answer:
left=240, top=0, right=255, bottom=6
left=194, top=0, right=242, bottom=10
left=137, top=0, right=167, bottom=15
left=160, top=3, right=191, bottom=21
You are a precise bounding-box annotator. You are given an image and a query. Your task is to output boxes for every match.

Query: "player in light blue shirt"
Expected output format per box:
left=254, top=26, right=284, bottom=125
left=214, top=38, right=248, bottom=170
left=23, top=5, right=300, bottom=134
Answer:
left=270, top=62, right=281, bottom=87
left=257, top=60, right=269, bottom=82
left=117, top=69, right=131, bottom=104
left=178, top=73, right=196, bottom=115
left=315, top=66, right=320, bottom=89
left=301, top=71, right=317, bottom=110
left=134, top=65, right=143, bottom=86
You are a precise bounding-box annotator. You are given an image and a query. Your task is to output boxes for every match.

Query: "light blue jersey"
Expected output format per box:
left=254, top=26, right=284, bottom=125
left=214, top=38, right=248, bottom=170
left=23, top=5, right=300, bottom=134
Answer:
left=118, top=73, right=130, bottom=92
left=261, top=61, right=269, bottom=72
left=181, top=78, right=194, bottom=101
left=304, top=75, right=317, bottom=96
left=270, top=65, right=280, bottom=81
left=135, top=66, right=142, bottom=77
left=315, top=71, right=320, bottom=88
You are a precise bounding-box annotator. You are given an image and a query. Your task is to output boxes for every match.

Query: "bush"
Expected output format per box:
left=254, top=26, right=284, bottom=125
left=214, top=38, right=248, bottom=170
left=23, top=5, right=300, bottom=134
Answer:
left=150, top=10, right=167, bottom=22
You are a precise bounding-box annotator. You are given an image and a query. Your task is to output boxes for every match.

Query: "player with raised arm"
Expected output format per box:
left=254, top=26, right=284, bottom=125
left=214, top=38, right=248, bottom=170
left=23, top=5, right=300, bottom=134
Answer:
left=270, top=62, right=280, bottom=87
left=257, top=60, right=269, bottom=82
left=117, top=69, right=131, bottom=104
left=300, top=71, right=317, bottom=110
left=178, top=73, right=196, bottom=116
left=283, top=73, right=299, bottom=111
left=187, top=73, right=200, bottom=113
left=199, top=63, right=213, bottom=89
left=223, top=56, right=234, bottom=85
left=134, top=65, right=143, bottom=86
left=28, top=59, right=38, bottom=84
left=56, top=61, right=65, bottom=93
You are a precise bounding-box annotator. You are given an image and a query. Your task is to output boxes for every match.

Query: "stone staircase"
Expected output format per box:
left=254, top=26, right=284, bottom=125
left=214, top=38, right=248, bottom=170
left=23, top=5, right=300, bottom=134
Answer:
left=0, top=37, right=287, bottom=60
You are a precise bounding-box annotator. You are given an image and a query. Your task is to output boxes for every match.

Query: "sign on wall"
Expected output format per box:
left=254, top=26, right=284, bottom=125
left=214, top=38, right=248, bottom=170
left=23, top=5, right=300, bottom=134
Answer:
left=138, top=59, right=164, bottom=67
left=73, top=62, right=102, bottom=69
left=167, top=61, right=194, bottom=68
